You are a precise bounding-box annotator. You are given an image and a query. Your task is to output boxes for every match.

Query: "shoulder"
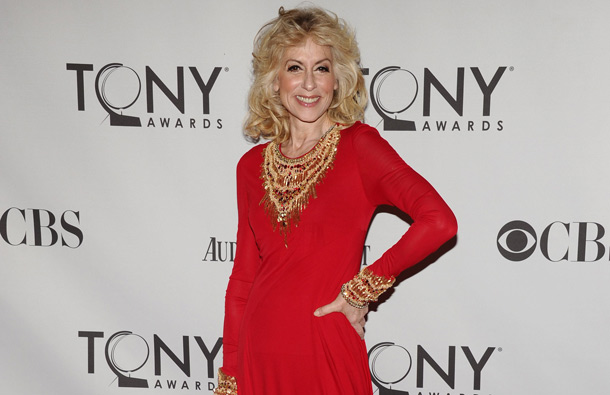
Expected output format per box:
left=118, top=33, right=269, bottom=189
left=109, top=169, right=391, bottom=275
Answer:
left=341, top=122, right=405, bottom=172
left=340, top=121, right=384, bottom=143
left=236, top=142, right=268, bottom=175
left=237, top=142, right=267, bottom=167
left=340, top=121, right=388, bottom=149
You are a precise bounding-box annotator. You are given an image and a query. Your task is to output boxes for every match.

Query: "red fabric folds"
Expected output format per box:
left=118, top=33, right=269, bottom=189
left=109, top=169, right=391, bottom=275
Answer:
left=219, top=122, right=457, bottom=394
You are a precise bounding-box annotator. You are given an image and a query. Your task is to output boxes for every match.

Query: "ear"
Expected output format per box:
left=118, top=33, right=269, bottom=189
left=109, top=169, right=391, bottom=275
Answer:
left=334, top=78, right=339, bottom=91
left=273, top=76, right=280, bottom=93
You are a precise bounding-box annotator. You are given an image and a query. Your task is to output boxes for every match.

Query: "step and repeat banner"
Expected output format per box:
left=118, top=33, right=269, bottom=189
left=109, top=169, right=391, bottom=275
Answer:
left=1, top=0, right=609, bottom=394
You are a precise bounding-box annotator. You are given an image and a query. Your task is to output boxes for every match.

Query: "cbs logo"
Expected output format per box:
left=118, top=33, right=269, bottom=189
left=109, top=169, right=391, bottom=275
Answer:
left=497, top=220, right=607, bottom=262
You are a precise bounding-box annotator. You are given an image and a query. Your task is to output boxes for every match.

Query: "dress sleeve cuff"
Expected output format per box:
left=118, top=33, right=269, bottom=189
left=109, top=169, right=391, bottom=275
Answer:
left=214, top=368, right=237, bottom=395
left=341, top=267, right=395, bottom=308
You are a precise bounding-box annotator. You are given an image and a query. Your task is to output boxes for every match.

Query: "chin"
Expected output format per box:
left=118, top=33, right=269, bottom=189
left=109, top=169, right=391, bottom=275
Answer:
left=289, top=108, right=329, bottom=123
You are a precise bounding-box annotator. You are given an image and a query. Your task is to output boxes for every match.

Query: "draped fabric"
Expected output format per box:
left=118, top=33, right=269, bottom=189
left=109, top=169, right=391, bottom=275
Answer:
left=220, top=122, right=456, bottom=394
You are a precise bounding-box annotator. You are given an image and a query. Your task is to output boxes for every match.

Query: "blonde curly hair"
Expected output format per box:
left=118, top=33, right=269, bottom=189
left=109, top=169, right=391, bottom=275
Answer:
left=244, top=6, right=367, bottom=143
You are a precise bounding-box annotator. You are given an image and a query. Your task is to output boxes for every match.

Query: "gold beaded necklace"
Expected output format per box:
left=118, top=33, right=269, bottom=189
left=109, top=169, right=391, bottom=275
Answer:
left=261, top=124, right=341, bottom=241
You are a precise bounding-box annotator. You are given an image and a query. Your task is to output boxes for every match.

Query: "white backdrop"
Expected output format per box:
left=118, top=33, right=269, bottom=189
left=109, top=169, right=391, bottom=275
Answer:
left=1, top=0, right=609, bottom=394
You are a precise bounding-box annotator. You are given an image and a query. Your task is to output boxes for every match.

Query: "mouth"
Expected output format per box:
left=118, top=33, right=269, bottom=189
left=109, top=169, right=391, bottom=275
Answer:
left=296, top=95, right=320, bottom=104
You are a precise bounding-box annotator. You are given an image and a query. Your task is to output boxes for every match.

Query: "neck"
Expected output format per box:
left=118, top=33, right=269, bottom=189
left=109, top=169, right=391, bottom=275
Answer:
left=281, top=118, right=335, bottom=159
left=287, top=117, right=334, bottom=148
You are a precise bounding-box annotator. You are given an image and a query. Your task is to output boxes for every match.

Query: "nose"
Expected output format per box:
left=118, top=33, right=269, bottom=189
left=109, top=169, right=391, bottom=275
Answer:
left=302, top=70, right=316, bottom=91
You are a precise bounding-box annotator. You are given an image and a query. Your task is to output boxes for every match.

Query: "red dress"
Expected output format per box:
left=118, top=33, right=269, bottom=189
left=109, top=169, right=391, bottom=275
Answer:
left=221, top=122, right=457, bottom=394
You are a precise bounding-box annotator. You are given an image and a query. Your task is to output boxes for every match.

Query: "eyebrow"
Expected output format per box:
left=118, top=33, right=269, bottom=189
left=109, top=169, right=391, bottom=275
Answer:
left=285, top=58, right=332, bottom=65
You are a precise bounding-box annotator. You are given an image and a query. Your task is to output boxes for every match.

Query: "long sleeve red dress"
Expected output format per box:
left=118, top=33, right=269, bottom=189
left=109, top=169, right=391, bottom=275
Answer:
left=220, top=122, right=457, bottom=395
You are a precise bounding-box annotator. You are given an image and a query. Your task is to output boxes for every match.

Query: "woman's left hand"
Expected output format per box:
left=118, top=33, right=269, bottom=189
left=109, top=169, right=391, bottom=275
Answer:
left=314, top=293, right=368, bottom=339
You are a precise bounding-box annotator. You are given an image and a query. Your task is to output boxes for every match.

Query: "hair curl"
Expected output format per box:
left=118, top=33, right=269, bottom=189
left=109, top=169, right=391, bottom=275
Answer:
left=244, top=6, right=367, bottom=143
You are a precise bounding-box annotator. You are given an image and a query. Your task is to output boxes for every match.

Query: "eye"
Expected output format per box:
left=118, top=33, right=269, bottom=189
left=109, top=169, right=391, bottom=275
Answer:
left=496, top=220, right=537, bottom=261
left=287, top=64, right=301, bottom=72
left=317, top=66, right=330, bottom=72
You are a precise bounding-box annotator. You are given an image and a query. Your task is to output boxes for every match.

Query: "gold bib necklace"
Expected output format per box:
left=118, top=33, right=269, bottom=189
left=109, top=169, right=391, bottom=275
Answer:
left=261, top=124, right=341, bottom=240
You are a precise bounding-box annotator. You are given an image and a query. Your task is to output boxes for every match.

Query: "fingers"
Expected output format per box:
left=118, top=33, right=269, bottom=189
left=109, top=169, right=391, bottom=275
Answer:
left=353, top=321, right=365, bottom=339
left=350, top=312, right=367, bottom=339
left=314, top=293, right=368, bottom=339
left=313, top=298, right=341, bottom=317
left=313, top=307, right=326, bottom=317
left=346, top=307, right=367, bottom=324
left=315, top=294, right=369, bottom=340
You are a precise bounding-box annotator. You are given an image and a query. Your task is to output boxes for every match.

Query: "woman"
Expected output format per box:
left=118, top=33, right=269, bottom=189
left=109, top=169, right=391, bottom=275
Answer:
left=215, top=6, right=457, bottom=395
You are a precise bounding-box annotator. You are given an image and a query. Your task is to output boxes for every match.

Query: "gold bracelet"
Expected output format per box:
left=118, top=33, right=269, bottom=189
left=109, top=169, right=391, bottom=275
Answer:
left=341, top=267, right=395, bottom=307
left=214, top=368, right=237, bottom=395
left=341, top=283, right=368, bottom=308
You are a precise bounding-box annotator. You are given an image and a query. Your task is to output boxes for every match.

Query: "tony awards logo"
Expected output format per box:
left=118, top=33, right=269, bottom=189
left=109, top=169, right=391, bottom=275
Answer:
left=368, top=341, right=498, bottom=393
left=368, top=342, right=412, bottom=394
left=365, top=65, right=509, bottom=132
left=95, top=64, right=142, bottom=126
left=66, top=62, right=225, bottom=129
left=370, top=66, right=418, bottom=131
left=105, top=331, right=150, bottom=388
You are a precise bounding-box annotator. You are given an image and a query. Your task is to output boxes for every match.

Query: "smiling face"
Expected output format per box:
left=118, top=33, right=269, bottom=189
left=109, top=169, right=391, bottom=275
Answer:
left=273, top=38, right=339, bottom=132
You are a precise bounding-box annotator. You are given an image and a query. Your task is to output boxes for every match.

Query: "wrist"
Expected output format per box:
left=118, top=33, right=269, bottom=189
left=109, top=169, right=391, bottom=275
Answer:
left=341, top=267, right=395, bottom=308
left=341, top=283, right=368, bottom=308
